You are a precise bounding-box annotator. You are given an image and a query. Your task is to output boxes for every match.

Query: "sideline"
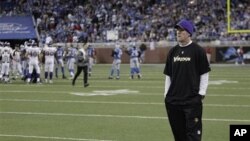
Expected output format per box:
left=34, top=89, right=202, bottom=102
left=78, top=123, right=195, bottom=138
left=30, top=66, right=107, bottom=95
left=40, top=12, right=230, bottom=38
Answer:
left=0, top=134, right=113, bottom=141
left=1, top=90, right=250, bottom=97
left=0, top=98, right=250, bottom=108
left=1, top=111, right=250, bottom=122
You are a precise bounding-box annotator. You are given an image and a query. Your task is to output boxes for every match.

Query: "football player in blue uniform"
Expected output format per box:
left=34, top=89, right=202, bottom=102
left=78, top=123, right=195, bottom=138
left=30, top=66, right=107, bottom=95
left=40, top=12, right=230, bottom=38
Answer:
left=55, top=45, right=66, bottom=79
left=86, top=44, right=96, bottom=77
left=108, top=43, right=123, bottom=79
left=126, top=42, right=142, bottom=79
left=66, top=45, right=77, bottom=79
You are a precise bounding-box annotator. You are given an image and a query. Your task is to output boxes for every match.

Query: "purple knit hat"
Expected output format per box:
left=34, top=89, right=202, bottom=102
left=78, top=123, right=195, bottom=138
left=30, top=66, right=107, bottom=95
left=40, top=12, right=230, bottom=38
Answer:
left=175, top=19, right=195, bottom=36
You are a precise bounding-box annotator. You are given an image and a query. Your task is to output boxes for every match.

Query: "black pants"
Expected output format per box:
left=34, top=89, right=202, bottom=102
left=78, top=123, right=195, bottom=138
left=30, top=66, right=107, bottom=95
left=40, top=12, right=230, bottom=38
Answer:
left=72, top=66, right=88, bottom=85
left=165, top=103, right=203, bottom=141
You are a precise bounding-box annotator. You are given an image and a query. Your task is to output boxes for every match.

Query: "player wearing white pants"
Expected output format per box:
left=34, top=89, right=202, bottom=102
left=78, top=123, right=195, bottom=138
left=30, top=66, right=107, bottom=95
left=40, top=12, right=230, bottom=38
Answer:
left=20, top=44, right=29, bottom=79
left=26, top=44, right=41, bottom=83
left=0, top=45, right=12, bottom=82
left=0, top=62, right=11, bottom=82
left=43, top=44, right=56, bottom=83
left=12, top=46, right=23, bottom=79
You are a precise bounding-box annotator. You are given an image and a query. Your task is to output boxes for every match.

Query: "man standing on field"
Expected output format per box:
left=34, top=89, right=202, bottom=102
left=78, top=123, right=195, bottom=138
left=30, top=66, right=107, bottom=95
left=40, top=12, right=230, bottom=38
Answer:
left=163, top=19, right=210, bottom=141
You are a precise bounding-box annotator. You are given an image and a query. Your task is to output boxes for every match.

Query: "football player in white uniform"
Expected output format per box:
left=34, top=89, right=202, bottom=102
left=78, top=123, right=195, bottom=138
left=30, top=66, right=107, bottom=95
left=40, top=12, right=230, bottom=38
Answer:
left=25, top=42, right=41, bottom=83
left=43, top=43, right=57, bottom=83
left=12, top=45, right=23, bottom=79
left=0, top=42, right=13, bottom=83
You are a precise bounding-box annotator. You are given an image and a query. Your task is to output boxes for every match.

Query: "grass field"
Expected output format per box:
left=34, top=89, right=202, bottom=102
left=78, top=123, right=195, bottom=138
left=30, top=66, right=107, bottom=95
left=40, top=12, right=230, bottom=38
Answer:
left=0, top=64, right=250, bottom=141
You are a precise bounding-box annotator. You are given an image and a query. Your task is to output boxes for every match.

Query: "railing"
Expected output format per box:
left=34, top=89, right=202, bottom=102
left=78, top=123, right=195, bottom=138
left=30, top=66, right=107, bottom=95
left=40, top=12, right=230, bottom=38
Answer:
left=54, top=40, right=250, bottom=48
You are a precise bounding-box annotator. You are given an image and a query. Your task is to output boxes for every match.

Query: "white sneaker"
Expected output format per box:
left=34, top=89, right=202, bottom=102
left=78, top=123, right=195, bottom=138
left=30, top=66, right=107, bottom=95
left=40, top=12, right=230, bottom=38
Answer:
left=27, top=78, right=31, bottom=83
left=49, top=80, right=53, bottom=84
left=45, top=79, right=48, bottom=83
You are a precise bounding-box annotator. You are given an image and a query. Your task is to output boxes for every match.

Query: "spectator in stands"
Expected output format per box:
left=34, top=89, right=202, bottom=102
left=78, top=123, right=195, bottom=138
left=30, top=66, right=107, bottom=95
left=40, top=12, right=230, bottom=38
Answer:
left=231, top=0, right=250, bottom=30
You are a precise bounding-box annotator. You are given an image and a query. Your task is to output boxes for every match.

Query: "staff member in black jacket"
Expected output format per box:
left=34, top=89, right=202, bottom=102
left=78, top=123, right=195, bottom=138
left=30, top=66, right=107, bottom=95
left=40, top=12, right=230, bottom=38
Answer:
left=163, top=19, right=210, bottom=141
left=72, top=47, right=89, bottom=87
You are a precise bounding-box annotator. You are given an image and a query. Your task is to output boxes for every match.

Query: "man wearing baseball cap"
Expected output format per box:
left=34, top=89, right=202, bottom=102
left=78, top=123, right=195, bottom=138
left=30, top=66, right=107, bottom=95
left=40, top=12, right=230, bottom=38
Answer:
left=163, top=19, right=211, bottom=141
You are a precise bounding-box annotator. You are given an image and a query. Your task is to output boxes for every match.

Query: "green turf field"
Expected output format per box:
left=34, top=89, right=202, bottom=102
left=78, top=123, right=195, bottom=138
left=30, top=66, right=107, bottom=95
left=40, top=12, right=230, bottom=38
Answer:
left=0, top=64, right=249, bottom=141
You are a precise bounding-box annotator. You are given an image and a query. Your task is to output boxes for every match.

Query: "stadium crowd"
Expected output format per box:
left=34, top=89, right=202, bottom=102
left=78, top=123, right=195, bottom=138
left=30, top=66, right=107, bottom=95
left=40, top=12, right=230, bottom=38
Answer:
left=1, top=0, right=249, bottom=44
left=231, top=0, right=250, bottom=30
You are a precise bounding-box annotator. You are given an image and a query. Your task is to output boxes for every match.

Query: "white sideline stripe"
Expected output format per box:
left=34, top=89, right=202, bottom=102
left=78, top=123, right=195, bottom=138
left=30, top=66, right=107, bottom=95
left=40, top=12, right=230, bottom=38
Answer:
left=0, top=134, right=113, bottom=141
left=209, top=87, right=250, bottom=90
left=2, top=85, right=250, bottom=90
left=0, top=111, right=250, bottom=122
left=0, top=90, right=67, bottom=94
left=1, top=91, right=250, bottom=97
left=0, top=111, right=164, bottom=119
left=0, top=99, right=161, bottom=105
left=205, top=104, right=250, bottom=108
left=0, top=85, right=165, bottom=89
left=1, top=99, right=250, bottom=108
left=208, top=94, right=250, bottom=97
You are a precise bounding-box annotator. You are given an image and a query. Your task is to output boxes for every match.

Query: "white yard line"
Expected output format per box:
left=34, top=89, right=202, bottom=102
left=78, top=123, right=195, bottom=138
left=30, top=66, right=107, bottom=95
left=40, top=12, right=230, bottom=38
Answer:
left=0, top=111, right=165, bottom=120
left=1, top=98, right=250, bottom=108
left=205, top=104, right=250, bottom=108
left=207, top=94, right=250, bottom=97
left=0, top=111, right=250, bottom=122
left=1, top=85, right=250, bottom=89
left=0, top=90, right=250, bottom=97
left=0, top=134, right=113, bottom=141
left=0, top=99, right=160, bottom=105
left=0, top=90, right=68, bottom=94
